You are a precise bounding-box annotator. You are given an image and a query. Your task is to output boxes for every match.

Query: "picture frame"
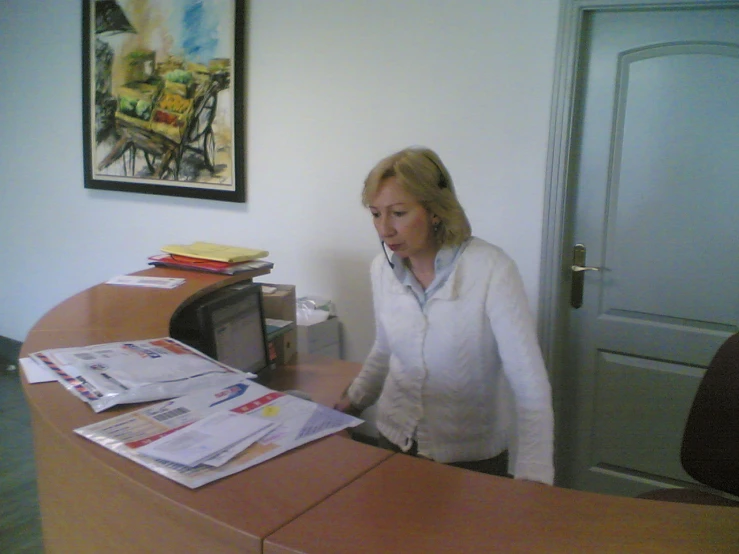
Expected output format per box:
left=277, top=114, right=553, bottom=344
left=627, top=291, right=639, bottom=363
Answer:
left=82, top=0, right=246, bottom=203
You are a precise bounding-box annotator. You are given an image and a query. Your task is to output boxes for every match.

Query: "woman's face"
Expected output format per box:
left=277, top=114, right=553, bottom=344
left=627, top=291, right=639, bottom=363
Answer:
left=369, top=177, right=438, bottom=264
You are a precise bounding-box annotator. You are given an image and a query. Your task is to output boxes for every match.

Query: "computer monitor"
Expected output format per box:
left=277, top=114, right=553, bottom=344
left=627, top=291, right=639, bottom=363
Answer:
left=171, top=281, right=273, bottom=384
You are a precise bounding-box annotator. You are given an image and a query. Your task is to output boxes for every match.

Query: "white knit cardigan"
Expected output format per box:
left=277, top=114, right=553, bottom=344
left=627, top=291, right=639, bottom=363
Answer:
left=348, top=237, right=555, bottom=484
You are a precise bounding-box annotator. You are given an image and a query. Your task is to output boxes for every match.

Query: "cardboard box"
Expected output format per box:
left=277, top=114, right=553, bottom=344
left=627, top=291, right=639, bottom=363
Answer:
left=311, top=342, right=341, bottom=359
left=298, top=317, right=341, bottom=358
left=259, top=283, right=297, bottom=365
left=272, top=329, right=297, bottom=366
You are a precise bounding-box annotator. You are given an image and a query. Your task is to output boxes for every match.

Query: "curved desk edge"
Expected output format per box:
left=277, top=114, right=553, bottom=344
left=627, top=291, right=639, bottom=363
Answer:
left=20, top=268, right=386, bottom=554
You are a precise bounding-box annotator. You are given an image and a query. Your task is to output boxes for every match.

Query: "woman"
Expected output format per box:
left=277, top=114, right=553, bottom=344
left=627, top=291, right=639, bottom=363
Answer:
left=335, top=146, right=554, bottom=485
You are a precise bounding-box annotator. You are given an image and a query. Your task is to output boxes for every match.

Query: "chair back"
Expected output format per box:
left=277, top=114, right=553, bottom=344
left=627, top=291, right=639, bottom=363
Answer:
left=680, top=332, right=739, bottom=497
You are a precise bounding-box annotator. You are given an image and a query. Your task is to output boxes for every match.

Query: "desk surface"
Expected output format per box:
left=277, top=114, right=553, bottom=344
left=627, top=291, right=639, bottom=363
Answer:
left=21, top=268, right=390, bottom=554
left=265, top=454, right=739, bottom=554
left=25, top=267, right=271, bottom=340
left=21, top=268, right=739, bottom=553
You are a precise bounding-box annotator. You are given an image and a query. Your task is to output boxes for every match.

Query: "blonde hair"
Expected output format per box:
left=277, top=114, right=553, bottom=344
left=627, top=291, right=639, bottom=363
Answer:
left=362, top=146, right=472, bottom=247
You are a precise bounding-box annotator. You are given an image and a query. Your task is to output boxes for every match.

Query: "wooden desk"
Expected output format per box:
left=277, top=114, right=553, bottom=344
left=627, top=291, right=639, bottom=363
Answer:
left=265, top=452, right=739, bottom=553
left=22, top=268, right=739, bottom=553
left=25, top=267, right=269, bottom=342
left=21, top=268, right=390, bottom=554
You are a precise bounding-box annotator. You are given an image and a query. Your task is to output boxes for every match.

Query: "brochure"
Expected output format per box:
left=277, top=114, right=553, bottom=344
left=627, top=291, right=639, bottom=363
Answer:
left=29, top=338, right=248, bottom=412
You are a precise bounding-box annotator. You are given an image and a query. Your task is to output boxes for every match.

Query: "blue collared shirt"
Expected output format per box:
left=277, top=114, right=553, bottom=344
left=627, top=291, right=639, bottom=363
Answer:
left=389, top=238, right=471, bottom=307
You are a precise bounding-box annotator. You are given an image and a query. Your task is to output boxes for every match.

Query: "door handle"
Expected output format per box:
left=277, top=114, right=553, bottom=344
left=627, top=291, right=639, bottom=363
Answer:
left=571, top=264, right=600, bottom=273
left=571, top=244, right=600, bottom=309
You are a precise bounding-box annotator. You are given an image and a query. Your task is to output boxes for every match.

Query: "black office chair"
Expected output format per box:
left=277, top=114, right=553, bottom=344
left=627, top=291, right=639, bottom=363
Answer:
left=637, top=332, right=739, bottom=507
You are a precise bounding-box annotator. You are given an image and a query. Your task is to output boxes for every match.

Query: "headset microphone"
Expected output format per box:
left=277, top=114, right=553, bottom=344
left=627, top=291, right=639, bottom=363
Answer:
left=381, top=240, right=395, bottom=269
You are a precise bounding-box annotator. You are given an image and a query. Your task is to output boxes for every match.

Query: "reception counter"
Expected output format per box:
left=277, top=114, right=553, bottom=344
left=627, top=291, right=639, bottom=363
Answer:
left=265, top=454, right=739, bottom=553
left=21, top=269, right=739, bottom=553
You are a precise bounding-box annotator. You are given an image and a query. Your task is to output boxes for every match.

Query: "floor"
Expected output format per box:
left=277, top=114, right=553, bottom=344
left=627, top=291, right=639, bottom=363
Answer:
left=0, top=359, right=44, bottom=553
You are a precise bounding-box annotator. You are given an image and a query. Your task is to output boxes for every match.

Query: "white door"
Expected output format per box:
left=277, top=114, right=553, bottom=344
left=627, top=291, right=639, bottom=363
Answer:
left=557, top=6, right=739, bottom=496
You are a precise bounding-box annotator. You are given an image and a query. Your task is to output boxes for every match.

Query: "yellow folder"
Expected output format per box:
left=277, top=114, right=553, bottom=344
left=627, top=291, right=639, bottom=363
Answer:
left=160, top=242, right=269, bottom=263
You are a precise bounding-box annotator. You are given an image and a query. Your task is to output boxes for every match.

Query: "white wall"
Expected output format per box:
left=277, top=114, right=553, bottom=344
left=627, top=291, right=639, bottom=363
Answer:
left=0, top=0, right=559, bottom=363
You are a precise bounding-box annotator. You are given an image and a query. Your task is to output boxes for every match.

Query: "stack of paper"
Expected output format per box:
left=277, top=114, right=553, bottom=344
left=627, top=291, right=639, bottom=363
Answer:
left=137, top=411, right=277, bottom=468
left=74, top=377, right=364, bottom=488
left=148, top=254, right=274, bottom=275
left=28, top=338, right=249, bottom=412
left=160, top=242, right=269, bottom=263
left=148, top=242, right=273, bottom=275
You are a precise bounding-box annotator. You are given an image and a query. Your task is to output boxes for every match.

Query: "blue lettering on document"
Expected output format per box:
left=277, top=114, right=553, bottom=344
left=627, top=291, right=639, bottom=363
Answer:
left=122, top=343, right=162, bottom=358
left=209, top=383, right=249, bottom=407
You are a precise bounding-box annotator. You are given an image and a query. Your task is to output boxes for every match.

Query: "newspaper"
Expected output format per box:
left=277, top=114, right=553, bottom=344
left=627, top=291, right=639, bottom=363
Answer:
left=29, top=338, right=248, bottom=412
left=74, top=377, right=363, bottom=488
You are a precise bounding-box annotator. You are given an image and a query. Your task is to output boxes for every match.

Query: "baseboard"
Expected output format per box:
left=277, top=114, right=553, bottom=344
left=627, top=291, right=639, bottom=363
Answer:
left=0, top=335, right=22, bottom=363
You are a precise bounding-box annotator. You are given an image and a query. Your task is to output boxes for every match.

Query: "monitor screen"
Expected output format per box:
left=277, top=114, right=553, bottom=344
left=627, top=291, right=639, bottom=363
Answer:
left=195, top=282, right=272, bottom=380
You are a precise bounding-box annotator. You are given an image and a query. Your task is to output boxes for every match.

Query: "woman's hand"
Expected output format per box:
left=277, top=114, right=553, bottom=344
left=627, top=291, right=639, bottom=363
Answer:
left=334, top=393, right=362, bottom=417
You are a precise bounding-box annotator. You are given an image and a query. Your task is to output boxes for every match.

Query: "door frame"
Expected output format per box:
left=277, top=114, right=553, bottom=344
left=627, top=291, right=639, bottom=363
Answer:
left=538, top=0, right=739, bottom=486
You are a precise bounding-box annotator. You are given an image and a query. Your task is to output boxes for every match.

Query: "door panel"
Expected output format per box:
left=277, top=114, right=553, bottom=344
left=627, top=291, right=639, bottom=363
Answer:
left=608, top=46, right=739, bottom=324
left=593, top=353, right=703, bottom=481
left=567, top=8, right=739, bottom=496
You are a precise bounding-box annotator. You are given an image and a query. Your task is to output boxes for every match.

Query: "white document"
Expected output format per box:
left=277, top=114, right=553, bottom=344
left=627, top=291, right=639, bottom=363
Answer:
left=19, top=357, right=58, bottom=384
left=29, top=338, right=246, bottom=412
left=138, top=411, right=275, bottom=467
left=200, top=424, right=278, bottom=468
left=106, top=275, right=185, bottom=289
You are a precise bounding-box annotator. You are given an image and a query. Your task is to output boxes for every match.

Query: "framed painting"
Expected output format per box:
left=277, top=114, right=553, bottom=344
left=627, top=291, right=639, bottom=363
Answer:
left=82, top=0, right=246, bottom=203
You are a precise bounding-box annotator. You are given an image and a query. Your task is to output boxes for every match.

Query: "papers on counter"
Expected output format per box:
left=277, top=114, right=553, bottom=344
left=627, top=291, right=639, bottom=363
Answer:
left=28, top=338, right=249, bottom=412
left=147, top=254, right=274, bottom=276
left=75, top=377, right=363, bottom=488
left=160, top=242, right=269, bottom=263
left=19, top=357, right=58, bottom=383
left=137, top=411, right=277, bottom=467
left=106, top=275, right=185, bottom=289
